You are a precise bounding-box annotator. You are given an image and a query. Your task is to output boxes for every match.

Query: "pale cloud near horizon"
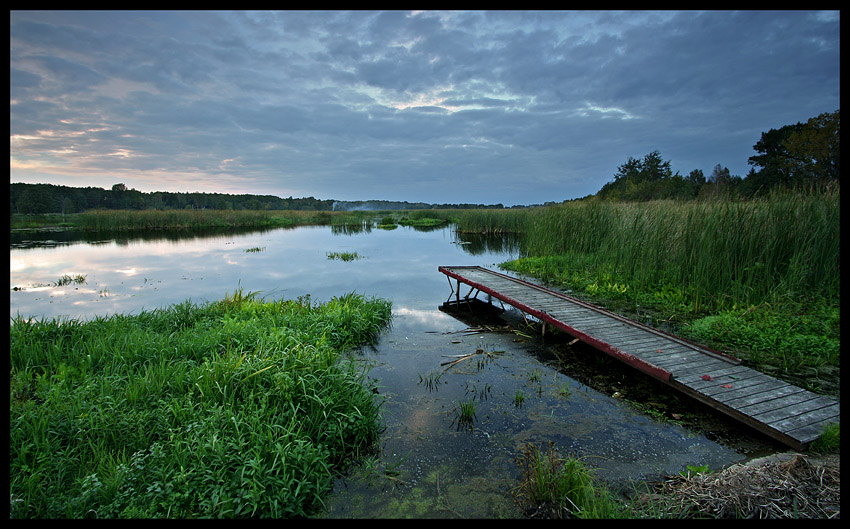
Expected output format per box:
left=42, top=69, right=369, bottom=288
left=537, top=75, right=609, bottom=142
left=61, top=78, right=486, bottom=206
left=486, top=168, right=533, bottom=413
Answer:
left=10, top=10, right=840, bottom=205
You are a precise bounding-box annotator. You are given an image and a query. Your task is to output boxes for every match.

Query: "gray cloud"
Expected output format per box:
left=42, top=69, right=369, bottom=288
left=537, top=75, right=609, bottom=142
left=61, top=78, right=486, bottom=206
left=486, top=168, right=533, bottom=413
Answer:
left=10, top=10, right=840, bottom=205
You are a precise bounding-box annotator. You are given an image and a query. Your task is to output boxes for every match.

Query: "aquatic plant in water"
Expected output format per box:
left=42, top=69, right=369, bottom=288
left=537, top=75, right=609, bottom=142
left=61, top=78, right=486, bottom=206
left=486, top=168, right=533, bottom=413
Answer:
left=327, top=251, right=362, bottom=262
left=512, top=442, right=624, bottom=518
left=454, top=398, right=478, bottom=430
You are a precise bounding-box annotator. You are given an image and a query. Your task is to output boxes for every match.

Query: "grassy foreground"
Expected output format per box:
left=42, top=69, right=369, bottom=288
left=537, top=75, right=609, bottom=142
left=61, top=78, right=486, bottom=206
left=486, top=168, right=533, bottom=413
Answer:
left=10, top=291, right=392, bottom=518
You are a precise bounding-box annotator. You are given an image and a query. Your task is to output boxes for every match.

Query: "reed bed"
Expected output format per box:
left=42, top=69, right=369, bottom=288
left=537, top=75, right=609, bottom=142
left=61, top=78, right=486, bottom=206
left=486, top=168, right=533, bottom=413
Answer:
left=73, top=209, right=377, bottom=232
left=76, top=209, right=280, bottom=231
left=10, top=291, right=392, bottom=518
left=456, top=189, right=840, bottom=314
left=452, top=207, right=533, bottom=234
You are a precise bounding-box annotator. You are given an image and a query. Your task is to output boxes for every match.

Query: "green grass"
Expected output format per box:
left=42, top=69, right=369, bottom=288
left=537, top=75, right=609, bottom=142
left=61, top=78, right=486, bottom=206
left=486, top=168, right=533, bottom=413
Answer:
left=807, top=423, right=840, bottom=454
left=452, top=207, right=532, bottom=234
left=10, top=290, right=392, bottom=518
left=488, top=190, right=840, bottom=314
left=680, top=299, right=840, bottom=371
left=417, top=371, right=443, bottom=391
left=454, top=189, right=840, bottom=376
left=75, top=209, right=285, bottom=231
left=512, top=442, right=626, bottom=518
left=54, top=274, right=87, bottom=286
left=10, top=213, right=78, bottom=230
left=12, top=208, right=454, bottom=234
left=397, top=216, right=447, bottom=228
left=454, top=399, right=478, bottom=429
left=41, top=209, right=390, bottom=232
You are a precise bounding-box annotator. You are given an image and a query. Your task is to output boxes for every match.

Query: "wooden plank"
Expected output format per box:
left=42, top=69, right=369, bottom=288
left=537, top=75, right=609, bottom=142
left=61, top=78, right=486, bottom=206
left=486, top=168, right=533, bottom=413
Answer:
left=707, top=380, right=794, bottom=404
left=752, top=395, right=839, bottom=424
left=721, top=384, right=808, bottom=408
left=783, top=407, right=841, bottom=444
left=734, top=390, right=827, bottom=416
left=650, top=355, right=726, bottom=372
left=438, top=266, right=839, bottom=449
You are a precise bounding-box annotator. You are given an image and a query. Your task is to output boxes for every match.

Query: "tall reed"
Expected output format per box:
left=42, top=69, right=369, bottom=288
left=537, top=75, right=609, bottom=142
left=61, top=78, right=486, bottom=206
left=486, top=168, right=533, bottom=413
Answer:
left=76, top=209, right=281, bottom=231
left=73, top=209, right=369, bottom=232
left=452, top=208, right=532, bottom=234
left=457, top=189, right=839, bottom=313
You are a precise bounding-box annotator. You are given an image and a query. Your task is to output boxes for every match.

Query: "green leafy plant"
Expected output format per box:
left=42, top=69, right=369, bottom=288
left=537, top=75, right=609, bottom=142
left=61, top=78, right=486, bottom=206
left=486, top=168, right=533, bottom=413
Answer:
left=679, top=464, right=711, bottom=478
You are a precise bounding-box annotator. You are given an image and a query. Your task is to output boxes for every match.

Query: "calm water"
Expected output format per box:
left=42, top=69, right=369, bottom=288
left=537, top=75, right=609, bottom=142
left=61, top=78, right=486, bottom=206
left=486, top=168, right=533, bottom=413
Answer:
left=11, top=223, right=766, bottom=518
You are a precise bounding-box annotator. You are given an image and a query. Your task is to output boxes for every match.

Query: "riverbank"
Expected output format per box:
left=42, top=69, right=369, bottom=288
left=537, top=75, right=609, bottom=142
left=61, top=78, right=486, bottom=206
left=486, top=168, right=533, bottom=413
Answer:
left=630, top=451, right=840, bottom=519
left=10, top=290, right=392, bottom=518
left=9, top=209, right=452, bottom=233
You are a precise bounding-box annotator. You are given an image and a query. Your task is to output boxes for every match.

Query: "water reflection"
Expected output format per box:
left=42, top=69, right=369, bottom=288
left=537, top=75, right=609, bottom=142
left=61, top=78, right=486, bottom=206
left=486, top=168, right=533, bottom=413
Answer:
left=10, top=225, right=282, bottom=249
left=330, top=222, right=373, bottom=236
left=454, top=231, right=523, bottom=256
left=10, top=224, right=514, bottom=323
left=393, top=306, right=459, bottom=330
left=9, top=223, right=757, bottom=518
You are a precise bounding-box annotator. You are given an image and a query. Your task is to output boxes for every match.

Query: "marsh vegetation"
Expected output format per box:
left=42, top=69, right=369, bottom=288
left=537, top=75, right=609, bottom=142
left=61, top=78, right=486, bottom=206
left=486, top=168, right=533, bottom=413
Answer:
left=9, top=187, right=839, bottom=518
left=457, top=189, right=840, bottom=390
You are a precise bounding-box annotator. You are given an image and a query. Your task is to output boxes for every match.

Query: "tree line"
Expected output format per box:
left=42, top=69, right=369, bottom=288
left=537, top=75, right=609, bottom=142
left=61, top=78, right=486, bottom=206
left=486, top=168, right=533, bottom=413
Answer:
left=10, top=182, right=510, bottom=216
left=9, top=183, right=339, bottom=215
left=595, top=109, right=839, bottom=201
left=10, top=109, right=838, bottom=214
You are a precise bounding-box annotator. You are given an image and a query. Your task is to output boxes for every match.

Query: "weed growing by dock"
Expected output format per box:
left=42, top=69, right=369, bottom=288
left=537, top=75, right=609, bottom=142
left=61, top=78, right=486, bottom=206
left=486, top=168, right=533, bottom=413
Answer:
left=489, top=189, right=840, bottom=314
left=512, top=442, right=626, bottom=518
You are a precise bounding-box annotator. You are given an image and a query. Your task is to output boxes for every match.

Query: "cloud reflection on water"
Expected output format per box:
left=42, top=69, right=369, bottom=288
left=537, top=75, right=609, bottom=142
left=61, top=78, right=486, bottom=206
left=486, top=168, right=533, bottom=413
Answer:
left=10, top=224, right=518, bottom=322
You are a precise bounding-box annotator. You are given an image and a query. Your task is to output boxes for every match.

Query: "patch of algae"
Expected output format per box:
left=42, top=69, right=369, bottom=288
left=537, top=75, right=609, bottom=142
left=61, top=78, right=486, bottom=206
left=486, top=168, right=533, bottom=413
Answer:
left=320, top=460, right=524, bottom=518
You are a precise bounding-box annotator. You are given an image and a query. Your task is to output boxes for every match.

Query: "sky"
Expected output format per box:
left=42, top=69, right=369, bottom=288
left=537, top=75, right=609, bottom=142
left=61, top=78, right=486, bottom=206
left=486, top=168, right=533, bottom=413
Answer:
left=10, top=10, right=841, bottom=206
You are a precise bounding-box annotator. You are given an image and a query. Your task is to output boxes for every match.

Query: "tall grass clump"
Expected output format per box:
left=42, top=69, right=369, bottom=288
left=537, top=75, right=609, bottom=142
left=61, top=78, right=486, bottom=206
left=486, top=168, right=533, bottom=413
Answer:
left=512, top=442, right=625, bottom=518
left=453, top=208, right=532, bottom=234
left=10, top=291, right=391, bottom=518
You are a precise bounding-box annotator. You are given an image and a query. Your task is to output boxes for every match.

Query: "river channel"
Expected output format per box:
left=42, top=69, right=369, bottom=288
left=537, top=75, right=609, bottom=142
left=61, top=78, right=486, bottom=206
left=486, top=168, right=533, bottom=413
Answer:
left=10, top=222, right=782, bottom=518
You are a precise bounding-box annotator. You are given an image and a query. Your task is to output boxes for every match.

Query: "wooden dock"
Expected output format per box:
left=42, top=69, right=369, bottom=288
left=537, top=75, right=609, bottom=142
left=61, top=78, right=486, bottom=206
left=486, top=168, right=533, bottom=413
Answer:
left=438, top=265, right=839, bottom=450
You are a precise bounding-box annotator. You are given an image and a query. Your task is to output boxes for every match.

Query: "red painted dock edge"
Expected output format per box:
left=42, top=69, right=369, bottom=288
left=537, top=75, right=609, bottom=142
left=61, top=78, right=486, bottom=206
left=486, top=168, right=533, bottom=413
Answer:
left=438, top=266, right=839, bottom=450
left=438, top=266, right=740, bottom=384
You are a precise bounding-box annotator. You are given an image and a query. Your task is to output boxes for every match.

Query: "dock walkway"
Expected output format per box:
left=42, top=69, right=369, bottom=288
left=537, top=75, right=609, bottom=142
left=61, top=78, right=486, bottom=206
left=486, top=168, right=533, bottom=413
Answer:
left=438, top=265, right=839, bottom=450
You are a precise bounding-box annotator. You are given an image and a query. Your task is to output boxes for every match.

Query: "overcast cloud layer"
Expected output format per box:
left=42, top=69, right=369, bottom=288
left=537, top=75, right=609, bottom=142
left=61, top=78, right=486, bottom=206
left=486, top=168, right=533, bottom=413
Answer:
left=10, top=10, right=840, bottom=205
